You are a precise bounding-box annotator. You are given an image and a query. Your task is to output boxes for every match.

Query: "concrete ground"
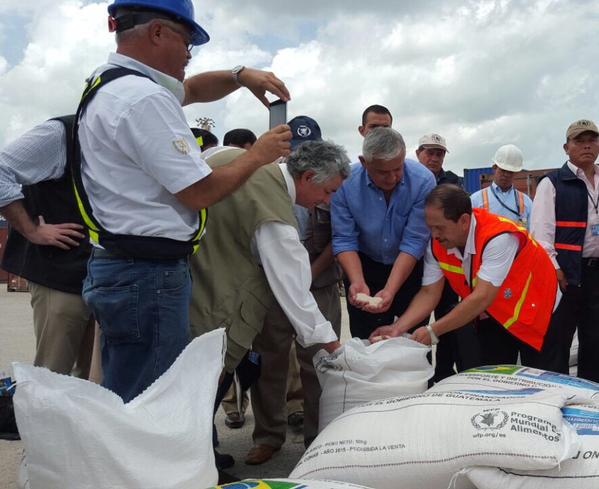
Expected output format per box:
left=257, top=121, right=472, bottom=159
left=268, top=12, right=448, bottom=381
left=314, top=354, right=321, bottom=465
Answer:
left=0, top=286, right=351, bottom=488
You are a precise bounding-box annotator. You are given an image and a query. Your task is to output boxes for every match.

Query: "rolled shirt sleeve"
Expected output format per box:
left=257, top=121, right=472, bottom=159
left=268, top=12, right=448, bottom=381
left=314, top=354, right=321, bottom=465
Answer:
left=0, top=120, right=67, bottom=208
left=255, top=221, right=338, bottom=347
left=422, top=240, right=444, bottom=286
left=399, top=172, right=436, bottom=259
left=331, top=182, right=359, bottom=255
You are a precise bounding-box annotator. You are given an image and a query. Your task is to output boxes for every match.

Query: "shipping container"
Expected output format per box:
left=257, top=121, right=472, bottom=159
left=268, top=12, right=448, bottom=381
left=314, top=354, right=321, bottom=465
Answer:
left=0, top=228, right=7, bottom=283
left=480, top=167, right=558, bottom=199
left=463, top=167, right=493, bottom=194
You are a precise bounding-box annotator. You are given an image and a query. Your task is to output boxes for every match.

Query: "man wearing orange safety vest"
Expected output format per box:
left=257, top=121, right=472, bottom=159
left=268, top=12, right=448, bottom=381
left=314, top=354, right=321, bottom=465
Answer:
left=470, top=144, right=532, bottom=230
left=371, top=184, right=563, bottom=371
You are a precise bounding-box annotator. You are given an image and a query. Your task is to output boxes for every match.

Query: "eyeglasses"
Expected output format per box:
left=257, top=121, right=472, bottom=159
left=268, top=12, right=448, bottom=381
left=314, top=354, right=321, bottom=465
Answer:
left=161, top=22, right=194, bottom=53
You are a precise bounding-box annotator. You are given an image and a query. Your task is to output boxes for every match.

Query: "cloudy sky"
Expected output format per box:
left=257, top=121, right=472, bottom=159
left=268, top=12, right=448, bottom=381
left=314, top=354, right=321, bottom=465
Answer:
left=0, top=0, right=598, bottom=175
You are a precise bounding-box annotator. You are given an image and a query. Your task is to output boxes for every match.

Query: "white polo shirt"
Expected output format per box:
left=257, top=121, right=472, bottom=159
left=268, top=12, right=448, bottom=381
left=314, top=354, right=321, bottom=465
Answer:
left=79, top=53, right=212, bottom=241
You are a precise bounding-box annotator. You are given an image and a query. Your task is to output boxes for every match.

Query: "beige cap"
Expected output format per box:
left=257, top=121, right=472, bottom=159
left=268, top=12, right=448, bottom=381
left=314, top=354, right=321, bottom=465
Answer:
left=418, top=133, right=448, bottom=152
left=566, top=119, right=599, bottom=140
left=493, top=144, right=523, bottom=173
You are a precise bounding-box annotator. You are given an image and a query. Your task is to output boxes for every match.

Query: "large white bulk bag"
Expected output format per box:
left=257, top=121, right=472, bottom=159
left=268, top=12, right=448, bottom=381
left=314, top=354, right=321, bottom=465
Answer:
left=430, top=365, right=599, bottom=402
left=13, top=329, right=226, bottom=489
left=315, top=337, right=433, bottom=430
left=460, top=403, right=599, bottom=489
left=290, top=390, right=579, bottom=489
left=206, top=479, right=375, bottom=488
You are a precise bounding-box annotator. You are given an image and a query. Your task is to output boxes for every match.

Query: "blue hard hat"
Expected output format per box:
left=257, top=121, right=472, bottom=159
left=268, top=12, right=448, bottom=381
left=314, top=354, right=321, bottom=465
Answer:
left=107, top=0, right=210, bottom=46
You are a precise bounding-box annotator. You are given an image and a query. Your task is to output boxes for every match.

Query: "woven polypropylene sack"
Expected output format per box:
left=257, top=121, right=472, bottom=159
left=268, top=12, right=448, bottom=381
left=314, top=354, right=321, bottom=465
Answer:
left=290, top=390, right=579, bottom=489
left=429, top=365, right=599, bottom=403
left=315, top=337, right=433, bottom=431
left=207, top=478, right=375, bottom=488
left=460, top=403, right=599, bottom=489
left=13, top=329, right=226, bottom=489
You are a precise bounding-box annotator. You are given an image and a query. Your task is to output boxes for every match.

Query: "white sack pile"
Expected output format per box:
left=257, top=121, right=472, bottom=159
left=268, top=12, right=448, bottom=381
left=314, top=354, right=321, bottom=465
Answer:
left=13, top=329, right=226, bottom=489
left=290, top=389, right=579, bottom=489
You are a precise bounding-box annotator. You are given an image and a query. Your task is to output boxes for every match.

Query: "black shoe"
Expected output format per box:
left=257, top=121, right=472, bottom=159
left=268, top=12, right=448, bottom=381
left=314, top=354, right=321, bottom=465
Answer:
left=0, top=396, right=20, bottom=441
left=214, top=450, right=235, bottom=470
left=287, top=411, right=304, bottom=428
left=224, top=412, right=245, bottom=429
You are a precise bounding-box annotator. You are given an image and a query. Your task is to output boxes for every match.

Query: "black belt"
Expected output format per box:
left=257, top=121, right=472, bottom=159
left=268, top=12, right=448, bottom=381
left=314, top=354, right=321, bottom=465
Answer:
left=582, top=257, right=599, bottom=268
left=91, top=248, right=188, bottom=263
left=91, top=248, right=128, bottom=259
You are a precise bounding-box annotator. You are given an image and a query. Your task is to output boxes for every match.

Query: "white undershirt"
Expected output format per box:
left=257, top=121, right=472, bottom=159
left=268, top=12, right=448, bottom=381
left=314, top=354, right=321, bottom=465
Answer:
left=251, top=164, right=338, bottom=347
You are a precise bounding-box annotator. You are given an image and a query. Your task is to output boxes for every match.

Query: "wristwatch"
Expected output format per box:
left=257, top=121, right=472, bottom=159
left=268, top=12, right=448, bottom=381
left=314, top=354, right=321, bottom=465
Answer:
left=232, top=65, right=245, bottom=86
left=426, top=324, right=440, bottom=345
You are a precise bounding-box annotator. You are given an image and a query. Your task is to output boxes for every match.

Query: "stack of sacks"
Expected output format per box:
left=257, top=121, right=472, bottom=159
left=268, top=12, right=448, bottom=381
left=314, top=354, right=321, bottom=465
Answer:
left=429, top=364, right=599, bottom=401
left=431, top=366, right=599, bottom=489
left=206, top=479, right=375, bottom=488
left=290, top=389, right=579, bottom=489
left=315, top=337, right=433, bottom=430
left=460, top=403, right=599, bottom=488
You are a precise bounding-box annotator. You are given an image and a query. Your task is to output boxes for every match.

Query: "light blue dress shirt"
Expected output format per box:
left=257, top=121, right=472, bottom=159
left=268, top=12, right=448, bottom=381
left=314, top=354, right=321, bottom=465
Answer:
left=331, top=159, right=436, bottom=265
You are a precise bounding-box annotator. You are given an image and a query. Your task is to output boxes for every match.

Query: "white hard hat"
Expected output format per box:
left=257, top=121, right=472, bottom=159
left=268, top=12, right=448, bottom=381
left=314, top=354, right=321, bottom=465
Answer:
left=493, top=144, right=523, bottom=173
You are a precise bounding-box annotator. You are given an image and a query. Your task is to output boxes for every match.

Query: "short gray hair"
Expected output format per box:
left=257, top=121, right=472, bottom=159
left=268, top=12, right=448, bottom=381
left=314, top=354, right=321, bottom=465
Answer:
left=114, top=9, right=180, bottom=45
left=362, top=127, right=406, bottom=162
left=286, top=140, right=351, bottom=184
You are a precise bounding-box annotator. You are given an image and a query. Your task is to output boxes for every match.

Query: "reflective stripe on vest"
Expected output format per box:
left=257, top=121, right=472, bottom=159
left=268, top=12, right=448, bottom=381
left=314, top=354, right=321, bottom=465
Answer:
left=518, top=190, right=525, bottom=221
left=482, top=188, right=490, bottom=210
left=556, top=221, right=587, bottom=228
left=438, top=262, right=465, bottom=275
left=555, top=243, right=583, bottom=252
left=503, top=272, right=532, bottom=330
left=555, top=219, right=585, bottom=252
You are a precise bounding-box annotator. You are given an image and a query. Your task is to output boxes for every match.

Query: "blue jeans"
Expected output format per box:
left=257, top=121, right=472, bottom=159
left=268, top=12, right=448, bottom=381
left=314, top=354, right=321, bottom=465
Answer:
left=83, top=251, right=191, bottom=402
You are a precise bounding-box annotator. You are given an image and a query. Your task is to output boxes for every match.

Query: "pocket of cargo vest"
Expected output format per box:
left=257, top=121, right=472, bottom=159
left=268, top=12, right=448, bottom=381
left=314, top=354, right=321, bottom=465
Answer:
left=227, top=292, right=273, bottom=349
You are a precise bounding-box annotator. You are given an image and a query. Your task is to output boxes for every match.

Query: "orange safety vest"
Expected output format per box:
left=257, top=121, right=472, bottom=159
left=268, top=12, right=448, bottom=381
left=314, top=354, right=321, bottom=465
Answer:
left=431, top=208, right=557, bottom=351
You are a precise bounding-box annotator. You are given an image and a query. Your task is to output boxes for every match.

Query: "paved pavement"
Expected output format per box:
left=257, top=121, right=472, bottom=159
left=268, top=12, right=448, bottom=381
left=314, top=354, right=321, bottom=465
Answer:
left=0, top=286, right=351, bottom=487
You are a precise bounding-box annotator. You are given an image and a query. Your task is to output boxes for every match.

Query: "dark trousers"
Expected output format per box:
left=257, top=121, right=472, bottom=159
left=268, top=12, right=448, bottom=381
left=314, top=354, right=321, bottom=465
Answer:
left=547, top=260, right=599, bottom=382
left=476, top=307, right=565, bottom=373
left=433, top=283, right=482, bottom=382
left=477, top=317, right=541, bottom=367
left=213, top=352, right=260, bottom=447
left=343, top=253, right=423, bottom=339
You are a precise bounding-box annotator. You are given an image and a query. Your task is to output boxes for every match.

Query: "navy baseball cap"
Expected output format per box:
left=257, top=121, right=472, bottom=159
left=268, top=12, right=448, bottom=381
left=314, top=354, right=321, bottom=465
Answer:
left=288, top=116, right=322, bottom=150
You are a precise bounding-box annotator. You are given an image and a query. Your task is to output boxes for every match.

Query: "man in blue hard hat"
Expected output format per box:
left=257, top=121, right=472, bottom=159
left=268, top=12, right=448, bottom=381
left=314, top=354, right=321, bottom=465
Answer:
left=76, top=0, right=292, bottom=415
